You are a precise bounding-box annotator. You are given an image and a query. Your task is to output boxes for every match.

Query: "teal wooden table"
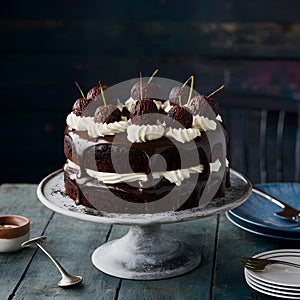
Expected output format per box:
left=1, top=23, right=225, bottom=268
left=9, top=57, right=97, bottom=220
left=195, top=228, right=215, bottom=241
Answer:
left=1, top=184, right=299, bottom=300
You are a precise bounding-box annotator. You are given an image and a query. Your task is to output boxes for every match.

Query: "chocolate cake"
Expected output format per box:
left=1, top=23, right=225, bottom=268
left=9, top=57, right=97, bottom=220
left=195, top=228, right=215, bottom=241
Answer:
left=63, top=78, right=230, bottom=214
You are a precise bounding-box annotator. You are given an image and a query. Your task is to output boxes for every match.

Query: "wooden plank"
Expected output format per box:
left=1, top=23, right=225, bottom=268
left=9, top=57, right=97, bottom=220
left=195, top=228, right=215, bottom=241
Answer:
left=0, top=55, right=227, bottom=87
left=13, top=212, right=118, bottom=300
left=2, top=21, right=300, bottom=58
left=0, top=184, right=53, bottom=300
left=212, top=214, right=300, bottom=299
left=116, top=217, right=218, bottom=300
left=2, top=1, right=300, bottom=23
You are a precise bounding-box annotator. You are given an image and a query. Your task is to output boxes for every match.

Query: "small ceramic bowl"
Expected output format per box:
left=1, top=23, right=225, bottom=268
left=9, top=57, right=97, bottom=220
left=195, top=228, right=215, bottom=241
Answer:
left=0, top=215, right=30, bottom=253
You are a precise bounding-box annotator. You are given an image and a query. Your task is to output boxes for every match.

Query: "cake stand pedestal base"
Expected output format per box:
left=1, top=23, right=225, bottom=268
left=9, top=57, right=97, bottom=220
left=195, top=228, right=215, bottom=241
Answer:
left=91, top=224, right=201, bottom=280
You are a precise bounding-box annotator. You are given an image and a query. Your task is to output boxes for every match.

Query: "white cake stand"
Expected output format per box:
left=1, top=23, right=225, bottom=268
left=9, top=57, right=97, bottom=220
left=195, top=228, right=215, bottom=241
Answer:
left=37, top=169, right=251, bottom=280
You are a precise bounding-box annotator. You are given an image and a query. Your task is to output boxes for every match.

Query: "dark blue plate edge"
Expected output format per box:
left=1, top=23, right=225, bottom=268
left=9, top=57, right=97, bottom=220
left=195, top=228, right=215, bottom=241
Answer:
left=229, top=182, right=300, bottom=232
left=225, top=211, right=300, bottom=241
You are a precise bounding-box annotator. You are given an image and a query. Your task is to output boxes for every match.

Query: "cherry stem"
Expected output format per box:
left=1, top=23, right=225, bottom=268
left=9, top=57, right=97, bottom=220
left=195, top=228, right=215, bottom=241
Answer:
left=99, top=83, right=107, bottom=106
left=147, top=69, right=159, bottom=84
left=75, top=81, right=85, bottom=99
left=178, top=95, right=182, bottom=107
left=207, top=84, right=224, bottom=98
left=179, top=75, right=194, bottom=106
left=187, top=75, right=194, bottom=107
left=140, top=72, right=143, bottom=100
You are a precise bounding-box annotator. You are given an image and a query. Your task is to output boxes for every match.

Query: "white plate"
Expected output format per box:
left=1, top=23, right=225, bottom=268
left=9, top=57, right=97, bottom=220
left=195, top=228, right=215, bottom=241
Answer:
left=245, top=249, right=300, bottom=287
left=245, top=272, right=300, bottom=294
left=245, top=273, right=300, bottom=299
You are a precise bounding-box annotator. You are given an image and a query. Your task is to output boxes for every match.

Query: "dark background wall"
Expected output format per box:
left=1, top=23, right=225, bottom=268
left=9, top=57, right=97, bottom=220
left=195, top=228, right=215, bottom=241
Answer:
left=1, top=0, right=300, bottom=184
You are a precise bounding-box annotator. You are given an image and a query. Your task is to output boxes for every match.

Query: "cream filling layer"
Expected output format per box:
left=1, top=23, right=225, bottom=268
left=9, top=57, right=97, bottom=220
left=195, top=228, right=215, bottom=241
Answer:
left=66, top=160, right=205, bottom=186
left=67, top=158, right=225, bottom=186
left=152, top=165, right=204, bottom=186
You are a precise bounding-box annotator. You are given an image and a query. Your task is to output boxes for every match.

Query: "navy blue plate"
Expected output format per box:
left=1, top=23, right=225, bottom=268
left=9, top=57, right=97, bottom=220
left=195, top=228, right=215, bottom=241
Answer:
left=225, top=211, right=300, bottom=240
left=229, top=183, right=300, bottom=232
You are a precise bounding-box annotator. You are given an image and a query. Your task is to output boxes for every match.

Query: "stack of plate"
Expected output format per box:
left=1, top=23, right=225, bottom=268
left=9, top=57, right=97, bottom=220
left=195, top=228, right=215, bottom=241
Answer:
left=244, top=249, right=300, bottom=299
left=226, top=183, right=300, bottom=240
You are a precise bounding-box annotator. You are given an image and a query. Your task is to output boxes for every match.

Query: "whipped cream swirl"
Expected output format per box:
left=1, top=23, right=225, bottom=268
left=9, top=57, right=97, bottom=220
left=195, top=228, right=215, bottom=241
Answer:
left=193, top=115, right=217, bottom=131
left=66, top=112, right=130, bottom=137
left=67, top=113, right=94, bottom=131
left=87, top=120, right=130, bottom=138
left=165, top=127, right=201, bottom=143
left=127, top=124, right=165, bottom=143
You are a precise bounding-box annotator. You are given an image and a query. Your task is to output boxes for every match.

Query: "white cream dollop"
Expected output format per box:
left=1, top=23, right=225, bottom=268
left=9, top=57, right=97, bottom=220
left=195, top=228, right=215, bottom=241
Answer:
left=165, top=127, right=201, bottom=143
left=216, top=114, right=222, bottom=122
left=124, top=97, right=136, bottom=113
left=153, top=100, right=163, bottom=110
left=66, top=113, right=94, bottom=131
left=193, top=115, right=217, bottom=131
left=66, top=112, right=130, bottom=137
left=210, top=159, right=222, bottom=172
left=127, top=124, right=165, bottom=143
left=226, top=158, right=229, bottom=167
left=116, top=99, right=124, bottom=112
left=161, top=100, right=173, bottom=113
left=87, top=120, right=130, bottom=138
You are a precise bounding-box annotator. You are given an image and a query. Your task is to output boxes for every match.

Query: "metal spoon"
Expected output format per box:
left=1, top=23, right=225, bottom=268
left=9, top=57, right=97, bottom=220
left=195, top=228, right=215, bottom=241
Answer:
left=22, top=236, right=82, bottom=287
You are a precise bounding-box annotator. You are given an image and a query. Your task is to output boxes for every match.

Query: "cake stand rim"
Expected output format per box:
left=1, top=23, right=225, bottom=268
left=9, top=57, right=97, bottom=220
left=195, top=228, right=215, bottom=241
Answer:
left=37, top=168, right=252, bottom=226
